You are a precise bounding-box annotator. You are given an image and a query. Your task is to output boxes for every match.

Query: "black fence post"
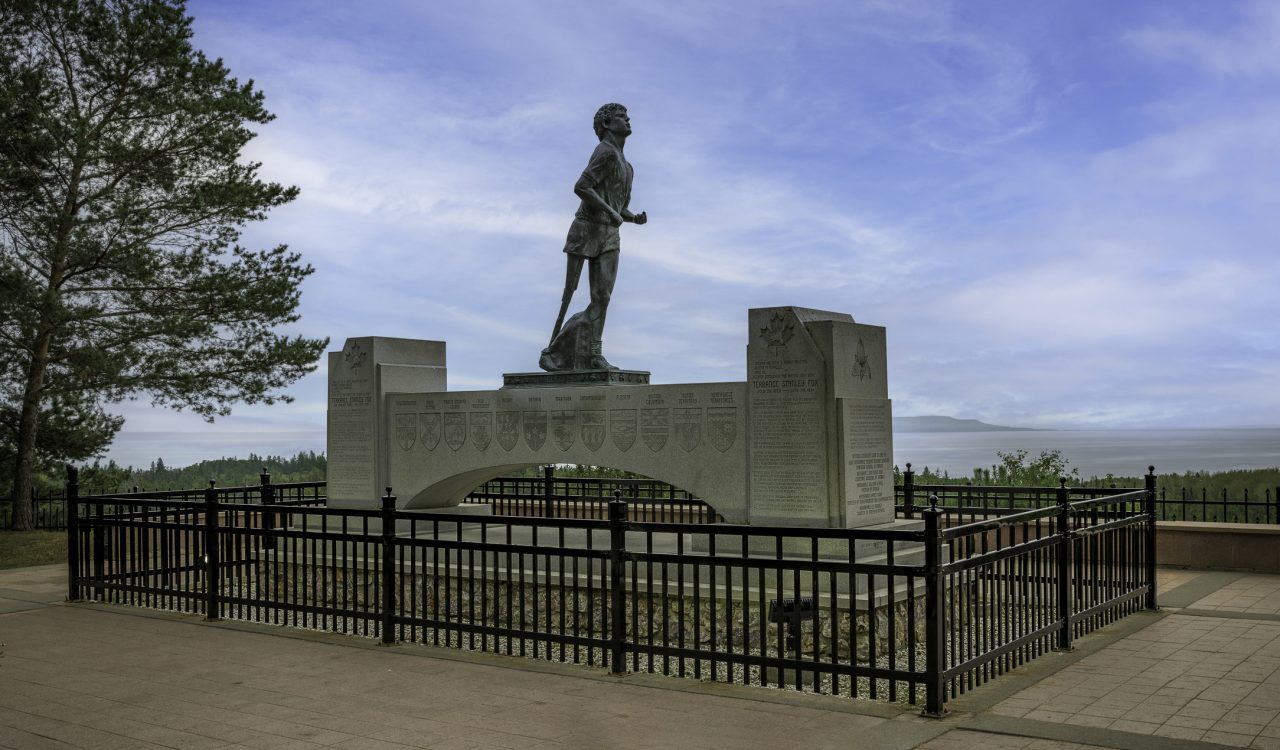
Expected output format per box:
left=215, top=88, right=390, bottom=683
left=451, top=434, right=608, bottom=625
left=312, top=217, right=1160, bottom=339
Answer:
left=609, top=490, right=627, bottom=674
left=381, top=488, right=397, bottom=646
left=204, top=480, right=220, bottom=621
left=543, top=464, right=555, bottom=519
left=903, top=463, right=916, bottom=519
left=921, top=498, right=946, bottom=717
left=1054, top=478, right=1072, bottom=652
left=260, top=467, right=276, bottom=551
left=1145, top=467, right=1158, bottom=610
left=66, top=465, right=80, bottom=602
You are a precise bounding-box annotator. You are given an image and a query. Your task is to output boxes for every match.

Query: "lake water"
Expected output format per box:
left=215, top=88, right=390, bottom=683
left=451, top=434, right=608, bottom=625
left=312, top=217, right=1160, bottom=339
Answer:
left=105, top=428, right=1280, bottom=478
left=894, top=429, right=1280, bottom=478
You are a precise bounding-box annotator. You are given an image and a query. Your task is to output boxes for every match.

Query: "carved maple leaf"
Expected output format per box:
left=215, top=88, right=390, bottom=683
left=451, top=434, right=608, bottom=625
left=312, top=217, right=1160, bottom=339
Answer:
left=759, top=312, right=795, bottom=348
left=345, top=342, right=367, bottom=370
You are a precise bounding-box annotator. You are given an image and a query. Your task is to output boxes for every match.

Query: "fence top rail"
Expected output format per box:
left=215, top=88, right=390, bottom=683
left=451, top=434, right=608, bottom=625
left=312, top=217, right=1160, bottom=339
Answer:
left=627, top=518, right=929, bottom=542
left=81, top=489, right=204, bottom=501
left=902, top=482, right=1141, bottom=498
left=395, top=510, right=610, bottom=531
left=940, top=504, right=1061, bottom=541
left=77, top=479, right=325, bottom=501
left=1070, top=489, right=1147, bottom=510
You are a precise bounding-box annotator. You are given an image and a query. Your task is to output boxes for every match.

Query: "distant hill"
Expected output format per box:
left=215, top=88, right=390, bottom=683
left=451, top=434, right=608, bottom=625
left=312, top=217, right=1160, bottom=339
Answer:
left=894, top=416, right=1036, bottom=433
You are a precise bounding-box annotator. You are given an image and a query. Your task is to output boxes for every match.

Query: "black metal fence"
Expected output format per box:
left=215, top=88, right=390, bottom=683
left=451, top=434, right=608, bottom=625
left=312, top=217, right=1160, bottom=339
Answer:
left=462, top=468, right=722, bottom=523
left=67, top=466, right=1157, bottom=714
left=1149, top=486, right=1279, bottom=524
left=2, top=474, right=324, bottom=530
left=1, top=490, right=69, bottom=530
left=895, top=464, right=1280, bottom=525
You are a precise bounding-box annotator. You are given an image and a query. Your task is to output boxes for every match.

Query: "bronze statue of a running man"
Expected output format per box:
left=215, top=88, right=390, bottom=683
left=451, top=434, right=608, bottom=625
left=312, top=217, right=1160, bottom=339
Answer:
left=540, top=103, right=646, bottom=372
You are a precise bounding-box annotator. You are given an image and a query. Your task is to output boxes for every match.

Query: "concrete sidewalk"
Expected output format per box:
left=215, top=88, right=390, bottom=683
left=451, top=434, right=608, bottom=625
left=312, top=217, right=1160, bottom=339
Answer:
left=1, top=564, right=1276, bottom=749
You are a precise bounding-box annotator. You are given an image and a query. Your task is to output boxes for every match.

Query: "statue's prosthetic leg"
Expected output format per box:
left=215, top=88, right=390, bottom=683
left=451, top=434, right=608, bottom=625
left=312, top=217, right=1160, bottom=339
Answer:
left=549, top=255, right=585, bottom=345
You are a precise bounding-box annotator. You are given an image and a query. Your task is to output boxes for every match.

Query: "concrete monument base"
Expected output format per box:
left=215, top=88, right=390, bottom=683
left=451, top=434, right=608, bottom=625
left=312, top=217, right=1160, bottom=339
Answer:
left=327, top=305, right=895, bottom=531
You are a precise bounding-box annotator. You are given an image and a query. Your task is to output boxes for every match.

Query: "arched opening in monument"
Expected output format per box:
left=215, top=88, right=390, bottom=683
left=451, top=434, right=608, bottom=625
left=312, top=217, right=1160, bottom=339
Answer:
left=403, top=462, right=715, bottom=522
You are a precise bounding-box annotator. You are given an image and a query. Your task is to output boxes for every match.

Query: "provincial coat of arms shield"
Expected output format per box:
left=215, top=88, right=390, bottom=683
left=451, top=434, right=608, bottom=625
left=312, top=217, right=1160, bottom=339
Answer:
left=496, top=411, right=520, bottom=451
left=673, top=407, right=702, bottom=452
left=444, top=412, right=466, bottom=451
left=640, top=407, right=669, bottom=452
left=610, top=409, right=637, bottom=452
left=707, top=406, right=737, bottom=452
left=523, top=410, right=547, bottom=450
left=580, top=410, right=605, bottom=452
left=395, top=414, right=416, bottom=451
left=419, top=413, right=441, bottom=451
left=552, top=410, right=576, bottom=451
left=469, top=412, right=492, bottom=451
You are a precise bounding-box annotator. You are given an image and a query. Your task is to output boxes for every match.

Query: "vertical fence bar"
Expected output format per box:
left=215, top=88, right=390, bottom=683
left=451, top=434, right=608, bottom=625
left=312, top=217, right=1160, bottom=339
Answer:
left=543, top=465, right=555, bottom=519
left=1145, top=467, right=1158, bottom=610
left=922, top=502, right=946, bottom=717
left=204, top=480, right=221, bottom=621
left=260, top=468, right=275, bottom=551
left=903, top=463, right=916, bottom=519
left=92, top=488, right=104, bottom=600
left=65, top=465, right=80, bottom=602
left=1054, top=479, right=1072, bottom=652
left=609, top=492, right=627, bottom=674
left=381, top=488, right=397, bottom=645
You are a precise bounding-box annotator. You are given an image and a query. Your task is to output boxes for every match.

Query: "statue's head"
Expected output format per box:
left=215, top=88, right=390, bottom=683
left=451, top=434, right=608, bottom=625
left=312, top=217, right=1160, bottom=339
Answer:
left=593, top=103, right=629, bottom=140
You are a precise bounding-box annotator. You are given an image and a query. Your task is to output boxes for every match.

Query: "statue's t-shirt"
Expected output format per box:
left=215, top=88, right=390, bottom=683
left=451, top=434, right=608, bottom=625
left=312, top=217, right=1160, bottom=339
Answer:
left=563, top=141, right=633, bottom=258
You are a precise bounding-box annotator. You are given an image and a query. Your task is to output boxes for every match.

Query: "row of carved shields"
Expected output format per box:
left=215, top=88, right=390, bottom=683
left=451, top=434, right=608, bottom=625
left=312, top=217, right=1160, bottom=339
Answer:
left=395, top=407, right=738, bottom=454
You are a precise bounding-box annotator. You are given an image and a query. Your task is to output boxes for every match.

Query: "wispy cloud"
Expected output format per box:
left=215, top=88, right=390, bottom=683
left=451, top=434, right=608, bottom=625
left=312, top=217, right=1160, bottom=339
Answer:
left=102, top=1, right=1280, bottom=466
left=1128, top=1, right=1280, bottom=77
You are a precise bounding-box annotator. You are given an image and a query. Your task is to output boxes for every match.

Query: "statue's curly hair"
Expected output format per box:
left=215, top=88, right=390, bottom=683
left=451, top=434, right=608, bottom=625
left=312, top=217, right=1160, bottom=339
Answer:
left=593, top=103, right=628, bottom=140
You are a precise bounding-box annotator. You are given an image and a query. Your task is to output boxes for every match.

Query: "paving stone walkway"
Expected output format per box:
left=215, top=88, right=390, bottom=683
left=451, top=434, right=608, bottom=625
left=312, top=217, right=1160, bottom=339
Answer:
left=2, top=563, right=1277, bottom=749
left=984, top=570, right=1280, bottom=749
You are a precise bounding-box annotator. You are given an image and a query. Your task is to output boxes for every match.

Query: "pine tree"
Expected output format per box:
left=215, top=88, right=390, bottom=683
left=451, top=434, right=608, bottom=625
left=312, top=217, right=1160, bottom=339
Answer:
left=1, top=0, right=328, bottom=529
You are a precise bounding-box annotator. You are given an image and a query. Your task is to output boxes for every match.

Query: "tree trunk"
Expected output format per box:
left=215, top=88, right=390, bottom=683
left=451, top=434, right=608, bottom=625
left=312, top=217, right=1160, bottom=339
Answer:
left=12, top=333, right=52, bottom=532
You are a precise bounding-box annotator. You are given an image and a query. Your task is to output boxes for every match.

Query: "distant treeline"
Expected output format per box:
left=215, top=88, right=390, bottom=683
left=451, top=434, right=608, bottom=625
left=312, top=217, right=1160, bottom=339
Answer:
left=43, top=451, right=1280, bottom=502
left=897, top=449, right=1280, bottom=498
left=74, top=451, right=327, bottom=494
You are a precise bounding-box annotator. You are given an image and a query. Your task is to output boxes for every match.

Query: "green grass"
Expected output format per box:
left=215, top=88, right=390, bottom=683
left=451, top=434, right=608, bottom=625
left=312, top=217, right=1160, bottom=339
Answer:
left=0, top=531, right=67, bottom=570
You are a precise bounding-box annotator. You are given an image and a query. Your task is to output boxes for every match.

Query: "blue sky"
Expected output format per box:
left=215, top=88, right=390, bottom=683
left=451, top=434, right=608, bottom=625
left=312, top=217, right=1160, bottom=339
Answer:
left=106, top=0, right=1280, bottom=466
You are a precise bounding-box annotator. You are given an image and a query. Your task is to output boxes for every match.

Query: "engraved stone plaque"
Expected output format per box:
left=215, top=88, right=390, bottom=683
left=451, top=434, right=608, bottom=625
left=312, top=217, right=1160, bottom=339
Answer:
left=641, top=407, right=669, bottom=452
left=327, top=341, right=376, bottom=502
left=552, top=410, right=577, bottom=451
left=469, top=412, right=492, bottom=451
left=610, top=408, right=637, bottom=451
left=419, top=413, right=441, bottom=451
left=580, top=410, right=605, bottom=452
left=707, top=406, right=737, bottom=452
left=523, top=410, right=547, bottom=450
left=674, top=407, right=702, bottom=452
left=395, top=414, right=416, bottom=451
left=444, top=412, right=466, bottom=451
left=748, top=307, right=831, bottom=526
left=496, top=411, right=519, bottom=451
left=841, top=398, right=895, bottom=527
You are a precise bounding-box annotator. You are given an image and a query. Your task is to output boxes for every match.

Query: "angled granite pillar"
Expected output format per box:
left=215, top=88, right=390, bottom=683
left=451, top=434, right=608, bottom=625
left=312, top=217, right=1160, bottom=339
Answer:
left=746, top=307, right=892, bottom=528
left=326, top=337, right=446, bottom=507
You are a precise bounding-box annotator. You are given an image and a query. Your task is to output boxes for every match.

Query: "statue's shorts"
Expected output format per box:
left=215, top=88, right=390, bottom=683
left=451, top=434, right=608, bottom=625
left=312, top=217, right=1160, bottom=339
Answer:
left=562, top=217, right=620, bottom=259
